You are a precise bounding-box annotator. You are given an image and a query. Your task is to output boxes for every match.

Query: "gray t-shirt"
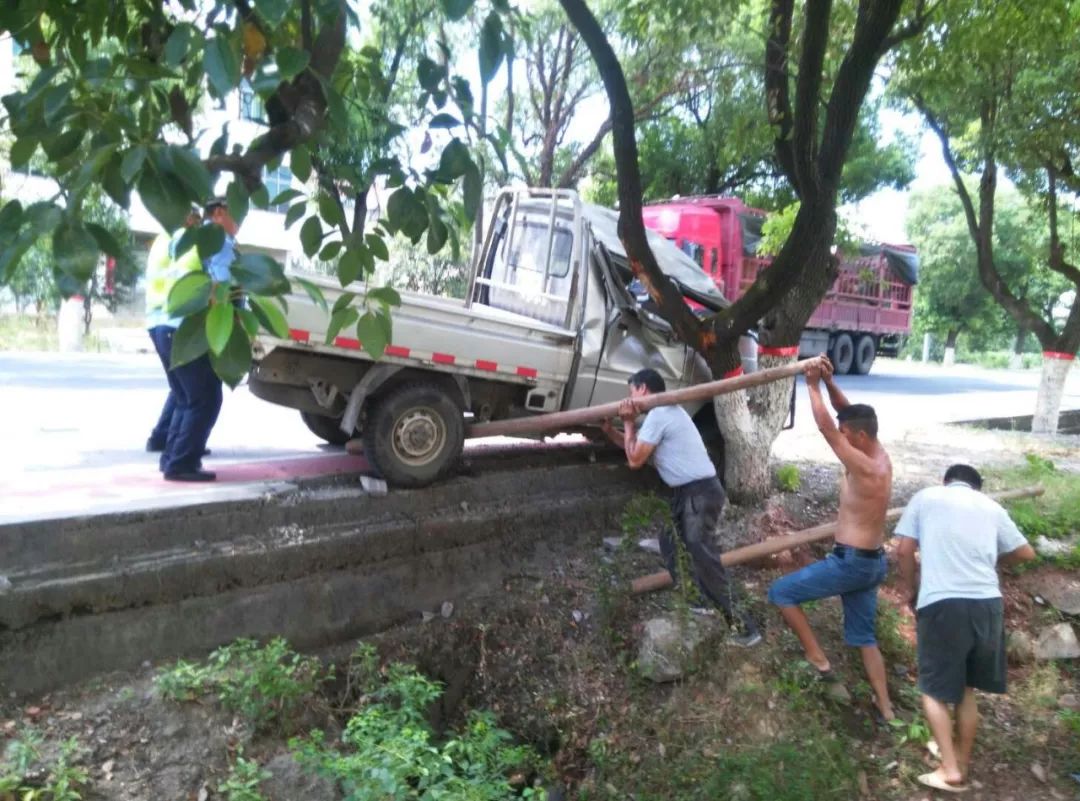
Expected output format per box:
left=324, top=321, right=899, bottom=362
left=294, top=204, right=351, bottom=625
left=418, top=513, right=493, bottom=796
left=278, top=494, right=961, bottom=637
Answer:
left=894, top=482, right=1028, bottom=609
left=636, top=405, right=716, bottom=488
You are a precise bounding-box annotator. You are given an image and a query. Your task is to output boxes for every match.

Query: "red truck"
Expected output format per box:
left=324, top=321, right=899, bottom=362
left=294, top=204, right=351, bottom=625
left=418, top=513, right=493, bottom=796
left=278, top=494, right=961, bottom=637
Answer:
left=642, top=197, right=918, bottom=375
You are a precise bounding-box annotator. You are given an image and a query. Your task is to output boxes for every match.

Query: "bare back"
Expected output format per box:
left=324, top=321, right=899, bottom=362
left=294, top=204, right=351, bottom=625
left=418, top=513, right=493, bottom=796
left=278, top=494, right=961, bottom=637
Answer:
left=835, top=442, right=892, bottom=549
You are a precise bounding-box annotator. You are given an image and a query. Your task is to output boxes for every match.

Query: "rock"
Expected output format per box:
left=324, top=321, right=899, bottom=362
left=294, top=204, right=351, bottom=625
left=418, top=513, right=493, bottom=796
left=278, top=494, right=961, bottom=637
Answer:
left=360, top=476, right=388, bottom=497
left=421, top=611, right=435, bottom=623
left=262, top=752, right=341, bottom=801
left=638, top=538, right=661, bottom=555
left=1031, top=762, right=1048, bottom=783
left=1034, top=535, right=1078, bottom=558
left=1032, top=576, right=1080, bottom=616
left=440, top=601, right=454, bottom=619
left=1007, top=630, right=1037, bottom=665
left=0, top=575, right=11, bottom=594
left=1059, top=693, right=1079, bottom=710
left=1034, top=623, right=1080, bottom=660
left=602, top=537, right=624, bottom=551
left=637, top=616, right=707, bottom=683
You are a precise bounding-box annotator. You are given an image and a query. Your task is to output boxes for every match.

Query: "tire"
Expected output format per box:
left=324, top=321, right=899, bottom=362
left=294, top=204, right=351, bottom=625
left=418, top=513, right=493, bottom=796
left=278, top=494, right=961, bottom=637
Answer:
left=830, top=332, right=855, bottom=375
left=363, top=382, right=465, bottom=488
left=300, top=410, right=352, bottom=446
left=852, top=334, right=877, bottom=375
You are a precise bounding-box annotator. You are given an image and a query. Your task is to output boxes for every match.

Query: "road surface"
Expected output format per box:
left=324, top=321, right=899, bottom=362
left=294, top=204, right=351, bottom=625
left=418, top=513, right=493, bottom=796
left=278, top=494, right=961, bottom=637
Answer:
left=2, top=351, right=1077, bottom=522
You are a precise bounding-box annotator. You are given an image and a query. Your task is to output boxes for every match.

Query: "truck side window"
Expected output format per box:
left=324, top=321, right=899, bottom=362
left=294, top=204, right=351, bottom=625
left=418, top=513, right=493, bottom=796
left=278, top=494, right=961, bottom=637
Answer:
left=484, top=215, right=575, bottom=327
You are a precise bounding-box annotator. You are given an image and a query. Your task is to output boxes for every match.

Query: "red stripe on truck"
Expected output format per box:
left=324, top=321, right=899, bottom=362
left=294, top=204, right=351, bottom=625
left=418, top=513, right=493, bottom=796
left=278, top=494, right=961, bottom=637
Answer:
left=432, top=352, right=456, bottom=365
left=475, top=360, right=498, bottom=371
left=334, top=337, right=361, bottom=350
left=289, top=329, right=310, bottom=343
left=516, top=366, right=538, bottom=378
left=385, top=345, right=411, bottom=358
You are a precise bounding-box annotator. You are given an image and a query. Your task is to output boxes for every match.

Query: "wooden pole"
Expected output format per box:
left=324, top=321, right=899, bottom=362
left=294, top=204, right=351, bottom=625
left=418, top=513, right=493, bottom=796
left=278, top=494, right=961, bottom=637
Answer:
left=629, top=485, right=1045, bottom=595
left=467, top=357, right=816, bottom=439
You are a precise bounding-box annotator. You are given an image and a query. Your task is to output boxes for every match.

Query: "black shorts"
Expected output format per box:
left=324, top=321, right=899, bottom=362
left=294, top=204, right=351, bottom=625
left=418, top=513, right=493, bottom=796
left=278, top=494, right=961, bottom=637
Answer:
left=917, top=597, right=1006, bottom=704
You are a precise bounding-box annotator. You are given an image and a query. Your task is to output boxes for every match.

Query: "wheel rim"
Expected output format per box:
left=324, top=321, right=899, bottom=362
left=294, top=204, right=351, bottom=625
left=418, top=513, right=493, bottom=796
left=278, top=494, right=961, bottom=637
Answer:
left=391, top=406, right=447, bottom=467
left=836, top=340, right=853, bottom=368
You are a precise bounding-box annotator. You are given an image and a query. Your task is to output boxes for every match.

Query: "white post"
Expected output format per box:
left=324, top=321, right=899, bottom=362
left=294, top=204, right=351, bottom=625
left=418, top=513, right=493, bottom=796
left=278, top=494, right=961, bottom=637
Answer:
left=1032, top=353, right=1074, bottom=434
left=57, top=295, right=85, bottom=353
left=922, top=333, right=931, bottom=363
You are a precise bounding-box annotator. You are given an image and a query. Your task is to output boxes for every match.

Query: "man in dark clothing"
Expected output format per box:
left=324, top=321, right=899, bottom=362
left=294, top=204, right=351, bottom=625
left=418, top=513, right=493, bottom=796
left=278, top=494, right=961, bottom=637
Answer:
left=602, top=368, right=761, bottom=646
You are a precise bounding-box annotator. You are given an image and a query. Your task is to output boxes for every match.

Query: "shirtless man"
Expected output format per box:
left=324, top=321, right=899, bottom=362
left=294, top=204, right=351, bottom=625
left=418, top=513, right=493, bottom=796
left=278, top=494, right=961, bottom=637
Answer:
left=767, top=355, right=895, bottom=721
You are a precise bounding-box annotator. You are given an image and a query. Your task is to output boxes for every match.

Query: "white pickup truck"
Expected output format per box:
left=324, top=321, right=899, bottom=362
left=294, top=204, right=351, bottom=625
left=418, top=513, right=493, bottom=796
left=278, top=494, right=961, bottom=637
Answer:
left=249, top=188, right=754, bottom=486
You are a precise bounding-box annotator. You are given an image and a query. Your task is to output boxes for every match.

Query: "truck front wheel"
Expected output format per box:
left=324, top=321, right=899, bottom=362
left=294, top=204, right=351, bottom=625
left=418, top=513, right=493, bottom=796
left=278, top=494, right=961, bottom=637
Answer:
left=830, top=333, right=855, bottom=375
left=300, top=410, right=352, bottom=446
left=364, top=382, right=465, bottom=488
left=852, top=334, right=876, bottom=375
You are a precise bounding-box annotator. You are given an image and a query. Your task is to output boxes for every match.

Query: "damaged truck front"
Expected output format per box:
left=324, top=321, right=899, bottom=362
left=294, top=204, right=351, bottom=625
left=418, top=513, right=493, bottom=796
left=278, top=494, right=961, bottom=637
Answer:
left=249, top=188, right=754, bottom=487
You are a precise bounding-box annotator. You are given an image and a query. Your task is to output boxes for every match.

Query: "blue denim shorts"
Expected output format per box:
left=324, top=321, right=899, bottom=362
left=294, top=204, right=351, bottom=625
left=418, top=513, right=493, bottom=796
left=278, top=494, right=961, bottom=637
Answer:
left=767, top=546, right=888, bottom=646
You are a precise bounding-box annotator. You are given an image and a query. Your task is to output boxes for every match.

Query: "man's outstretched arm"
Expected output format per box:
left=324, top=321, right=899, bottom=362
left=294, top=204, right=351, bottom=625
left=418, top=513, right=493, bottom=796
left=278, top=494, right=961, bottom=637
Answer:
left=819, top=354, right=850, bottom=412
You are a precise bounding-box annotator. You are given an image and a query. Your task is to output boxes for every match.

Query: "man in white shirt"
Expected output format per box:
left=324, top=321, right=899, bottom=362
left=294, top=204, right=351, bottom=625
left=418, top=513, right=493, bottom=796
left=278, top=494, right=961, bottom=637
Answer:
left=602, top=368, right=761, bottom=646
left=895, top=464, right=1036, bottom=793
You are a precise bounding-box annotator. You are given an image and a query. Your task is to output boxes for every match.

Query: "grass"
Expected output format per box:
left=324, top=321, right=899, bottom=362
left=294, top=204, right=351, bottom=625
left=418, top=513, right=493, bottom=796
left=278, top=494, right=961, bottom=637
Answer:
left=985, top=453, right=1080, bottom=568
left=0, top=313, right=59, bottom=351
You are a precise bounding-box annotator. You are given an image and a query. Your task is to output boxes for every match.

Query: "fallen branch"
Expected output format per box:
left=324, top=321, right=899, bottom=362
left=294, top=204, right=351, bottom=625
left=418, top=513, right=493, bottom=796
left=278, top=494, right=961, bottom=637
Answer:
left=630, top=484, right=1046, bottom=595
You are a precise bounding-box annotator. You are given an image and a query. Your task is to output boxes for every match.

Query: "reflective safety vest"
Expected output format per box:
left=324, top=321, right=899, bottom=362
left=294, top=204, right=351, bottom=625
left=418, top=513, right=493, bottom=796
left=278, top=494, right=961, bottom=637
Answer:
left=145, top=230, right=203, bottom=327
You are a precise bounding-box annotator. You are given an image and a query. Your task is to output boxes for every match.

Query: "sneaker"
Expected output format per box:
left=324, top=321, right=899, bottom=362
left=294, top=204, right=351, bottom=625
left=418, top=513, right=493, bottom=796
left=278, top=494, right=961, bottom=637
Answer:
left=164, top=469, right=217, bottom=482
left=728, top=631, right=763, bottom=648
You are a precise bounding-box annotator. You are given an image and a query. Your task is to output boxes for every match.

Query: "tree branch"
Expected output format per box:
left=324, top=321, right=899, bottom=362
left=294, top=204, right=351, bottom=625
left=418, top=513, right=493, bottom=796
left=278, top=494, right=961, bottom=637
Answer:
left=765, top=0, right=797, bottom=192
left=1046, top=165, right=1080, bottom=285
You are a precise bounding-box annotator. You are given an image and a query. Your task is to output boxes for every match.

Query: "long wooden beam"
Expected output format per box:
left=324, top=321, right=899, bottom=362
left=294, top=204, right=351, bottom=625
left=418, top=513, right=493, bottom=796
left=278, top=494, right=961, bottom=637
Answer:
left=629, top=484, right=1045, bottom=594
left=466, top=357, right=817, bottom=439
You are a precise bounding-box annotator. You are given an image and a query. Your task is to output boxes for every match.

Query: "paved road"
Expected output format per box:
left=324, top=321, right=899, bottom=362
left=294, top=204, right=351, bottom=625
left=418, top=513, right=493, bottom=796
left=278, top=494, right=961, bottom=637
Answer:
left=2, top=351, right=1077, bottom=522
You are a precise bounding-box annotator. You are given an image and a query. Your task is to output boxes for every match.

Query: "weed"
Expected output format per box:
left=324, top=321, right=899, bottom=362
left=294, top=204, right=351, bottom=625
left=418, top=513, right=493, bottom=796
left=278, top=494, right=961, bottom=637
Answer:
left=620, top=493, right=670, bottom=539
left=0, top=735, right=89, bottom=801
left=986, top=455, right=1080, bottom=567
left=874, top=602, right=914, bottom=666
left=889, top=715, right=931, bottom=746
left=776, top=464, right=801, bottom=493
left=3, top=727, right=43, bottom=774
left=291, top=662, right=545, bottom=800
left=157, top=637, right=329, bottom=731
left=218, top=754, right=271, bottom=801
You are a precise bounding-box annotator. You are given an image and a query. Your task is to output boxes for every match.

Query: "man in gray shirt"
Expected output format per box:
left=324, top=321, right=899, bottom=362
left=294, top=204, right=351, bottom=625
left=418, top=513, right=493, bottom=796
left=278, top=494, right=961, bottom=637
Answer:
left=895, top=464, right=1035, bottom=793
left=602, top=368, right=761, bottom=646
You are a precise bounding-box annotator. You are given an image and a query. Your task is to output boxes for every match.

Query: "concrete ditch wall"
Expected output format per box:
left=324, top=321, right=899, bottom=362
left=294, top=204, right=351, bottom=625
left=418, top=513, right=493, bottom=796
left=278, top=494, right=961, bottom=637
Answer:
left=0, top=455, right=658, bottom=695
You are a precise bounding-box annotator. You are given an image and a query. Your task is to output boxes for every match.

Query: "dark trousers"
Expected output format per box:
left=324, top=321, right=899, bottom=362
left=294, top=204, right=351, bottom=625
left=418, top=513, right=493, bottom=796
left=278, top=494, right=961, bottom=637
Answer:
left=148, top=389, right=176, bottom=449
left=666, top=477, right=758, bottom=634
left=149, top=325, right=222, bottom=474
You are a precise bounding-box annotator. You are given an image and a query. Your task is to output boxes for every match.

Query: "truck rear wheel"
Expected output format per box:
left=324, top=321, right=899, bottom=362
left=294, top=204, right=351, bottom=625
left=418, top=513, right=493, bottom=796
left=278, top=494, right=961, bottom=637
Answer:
left=363, top=382, right=465, bottom=488
left=830, top=333, right=855, bottom=375
left=852, top=334, right=876, bottom=375
left=300, top=410, right=352, bottom=446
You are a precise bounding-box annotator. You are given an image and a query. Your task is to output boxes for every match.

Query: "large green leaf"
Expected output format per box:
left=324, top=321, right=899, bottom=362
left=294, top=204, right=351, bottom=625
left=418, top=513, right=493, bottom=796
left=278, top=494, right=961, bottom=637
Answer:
left=254, top=0, right=290, bottom=26
left=9, top=137, right=38, bottom=170
left=463, top=164, right=482, bottom=224
left=367, top=286, right=402, bottom=307
left=226, top=180, right=250, bottom=227
left=171, top=309, right=210, bottom=369
left=208, top=322, right=252, bottom=388
left=337, top=248, right=364, bottom=285
left=167, top=272, right=213, bottom=317
left=42, top=129, right=83, bottom=162
left=205, top=301, right=235, bottom=356
left=85, top=223, right=125, bottom=260
left=53, top=220, right=100, bottom=281
left=139, top=168, right=191, bottom=232
left=300, top=215, right=323, bottom=258
left=440, top=0, right=475, bottom=22
left=427, top=216, right=449, bottom=254
left=479, top=13, right=504, bottom=84
left=231, top=252, right=287, bottom=295
left=291, top=145, right=312, bottom=183
left=276, top=47, right=310, bottom=80
left=365, top=233, right=390, bottom=262
left=167, top=146, right=213, bottom=203
left=332, top=291, right=358, bottom=314
left=0, top=201, right=23, bottom=236
left=164, top=23, right=193, bottom=67
left=237, top=307, right=261, bottom=338
left=318, top=192, right=344, bottom=227
left=386, top=188, right=428, bottom=242
left=204, top=33, right=241, bottom=98
left=195, top=224, right=226, bottom=259
left=438, top=139, right=472, bottom=180
left=249, top=295, right=289, bottom=338
left=357, top=311, right=389, bottom=360
left=120, top=146, right=147, bottom=184
left=284, top=201, right=307, bottom=229
left=325, top=306, right=359, bottom=345
left=294, top=276, right=328, bottom=313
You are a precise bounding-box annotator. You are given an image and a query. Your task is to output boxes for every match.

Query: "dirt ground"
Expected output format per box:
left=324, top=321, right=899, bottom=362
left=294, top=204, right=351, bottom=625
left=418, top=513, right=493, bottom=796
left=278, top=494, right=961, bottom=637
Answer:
left=3, top=423, right=1078, bottom=801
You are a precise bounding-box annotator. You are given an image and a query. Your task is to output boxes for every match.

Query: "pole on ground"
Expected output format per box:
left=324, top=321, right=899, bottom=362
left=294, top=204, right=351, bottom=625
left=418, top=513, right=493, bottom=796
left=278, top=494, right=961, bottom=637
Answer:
left=629, top=485, right=1045, bottom=595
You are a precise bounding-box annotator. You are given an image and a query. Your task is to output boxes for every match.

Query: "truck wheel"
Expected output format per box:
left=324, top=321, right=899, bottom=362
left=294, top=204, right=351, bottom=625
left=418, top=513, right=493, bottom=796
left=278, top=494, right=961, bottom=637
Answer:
left=852, top=334, right=877, bottom=375
left=300, top=410, right=352, bottom=446
left=364, top=382, right=465, bottom=488
left=830, top=333, right=855, bottom=375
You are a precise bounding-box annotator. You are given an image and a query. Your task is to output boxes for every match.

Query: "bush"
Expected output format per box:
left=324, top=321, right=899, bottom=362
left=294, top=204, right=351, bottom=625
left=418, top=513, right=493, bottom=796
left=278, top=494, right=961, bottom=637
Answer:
left=218, top=754, right=272, bottom=801
left=0, top=733, right=89, bottom=801
left=986, top=455, right=1080, bottom=567
left=776, top=464, right=801, bottom=493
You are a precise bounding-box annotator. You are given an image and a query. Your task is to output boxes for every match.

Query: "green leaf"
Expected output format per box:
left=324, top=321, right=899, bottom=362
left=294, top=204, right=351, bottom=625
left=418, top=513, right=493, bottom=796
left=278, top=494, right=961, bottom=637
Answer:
left=294, top=276, right=328, bottom=313
left=164, top=24, right=193, bottom=67
left=332, top=291, right=358, bottom=314
left=417, top=57, right=446, bottom=93
left=427, top=216, right=449, bottom=254
left=204, top=33, right=241, bottom=98
left=300, top=216, right=323, bottom=258
left=121, top=146, right=147, bottom=183
left=0, top=231, right=37, bottom=283
left=42, top=129, right=83, bottom=161
left=196, top=224, right=226, bottom=259
left=318, top=193, right=344, bottom=227
left=479, top=13, right=504, bottom=84
left=250, top=184, right=270, bottom=209
left=254, top=0, right=290, bottom=26
left=0, top=200, right=23, bottom=236
left=356, top=311, right=389, bottom=360
left=249, top=295, right=289, bottom=338
left=42, top=83, right=72, bottom=126
left=139, top=168, right=191, bottom=232
left=463, top=164, right=482, bottom=223
left=226, top=180, right=250, bottom=227
left=85, top=223, right=124, bottom=259
left=326, top=86, right=347, bottom=128
left=365, top=233, right=390, bottom=262
left=291, top=145, right=311, bottom=182
left=173, top=226, right=200, bottom=260
left=438, top=139, right=472, bottom=180
left=270, top=188, right=304, bottom=206
left=429, top=113, right=461, bottom=129
left=208, top=322, right=252, bottom=388
left=167, top=146, right=213, bottom=203
left=53, top=220, right=100, bottom=282
left=171, top=309, right=210, bottom=369
left=319, top=240, right=343, bottom=261
left=237, top=307, right=261, bottom=338
left=9, top=137, right=38, bottom=170
left=325, top=306, right=359, bottom=344
left=440, top=0, right=475, bottom=22
left=386, top=188, right=428, bottom=242
left=337, top=248, right=364, bottom=285
left=167, top=272, right=213, bottom=317
left=367, top=286, right=402, bottom=307
left=232, top=253, right=287, bottom=295
left=276, top=47, right=310, bottom=80
left=25, top=202, right=63, bottom=236
left=284, top=201, right=307, bottom=229
left=206, top=301, right=235, bottom=356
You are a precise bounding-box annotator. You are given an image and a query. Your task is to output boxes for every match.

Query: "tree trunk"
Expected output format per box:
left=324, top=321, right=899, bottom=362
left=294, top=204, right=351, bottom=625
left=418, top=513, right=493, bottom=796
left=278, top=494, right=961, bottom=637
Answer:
left=1010, top=325, right=1027, bottom=369
left=943, top=327, right=958, bottom=366
left=1032, top=355, right=1074, bottom=434
left=715, top=353, right=798, bottom=501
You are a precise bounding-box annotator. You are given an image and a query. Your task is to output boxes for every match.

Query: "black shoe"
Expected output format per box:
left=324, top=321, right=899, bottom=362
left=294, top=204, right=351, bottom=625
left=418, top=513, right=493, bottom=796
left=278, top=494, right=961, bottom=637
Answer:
left=164, top=469, right=217, bottom=482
